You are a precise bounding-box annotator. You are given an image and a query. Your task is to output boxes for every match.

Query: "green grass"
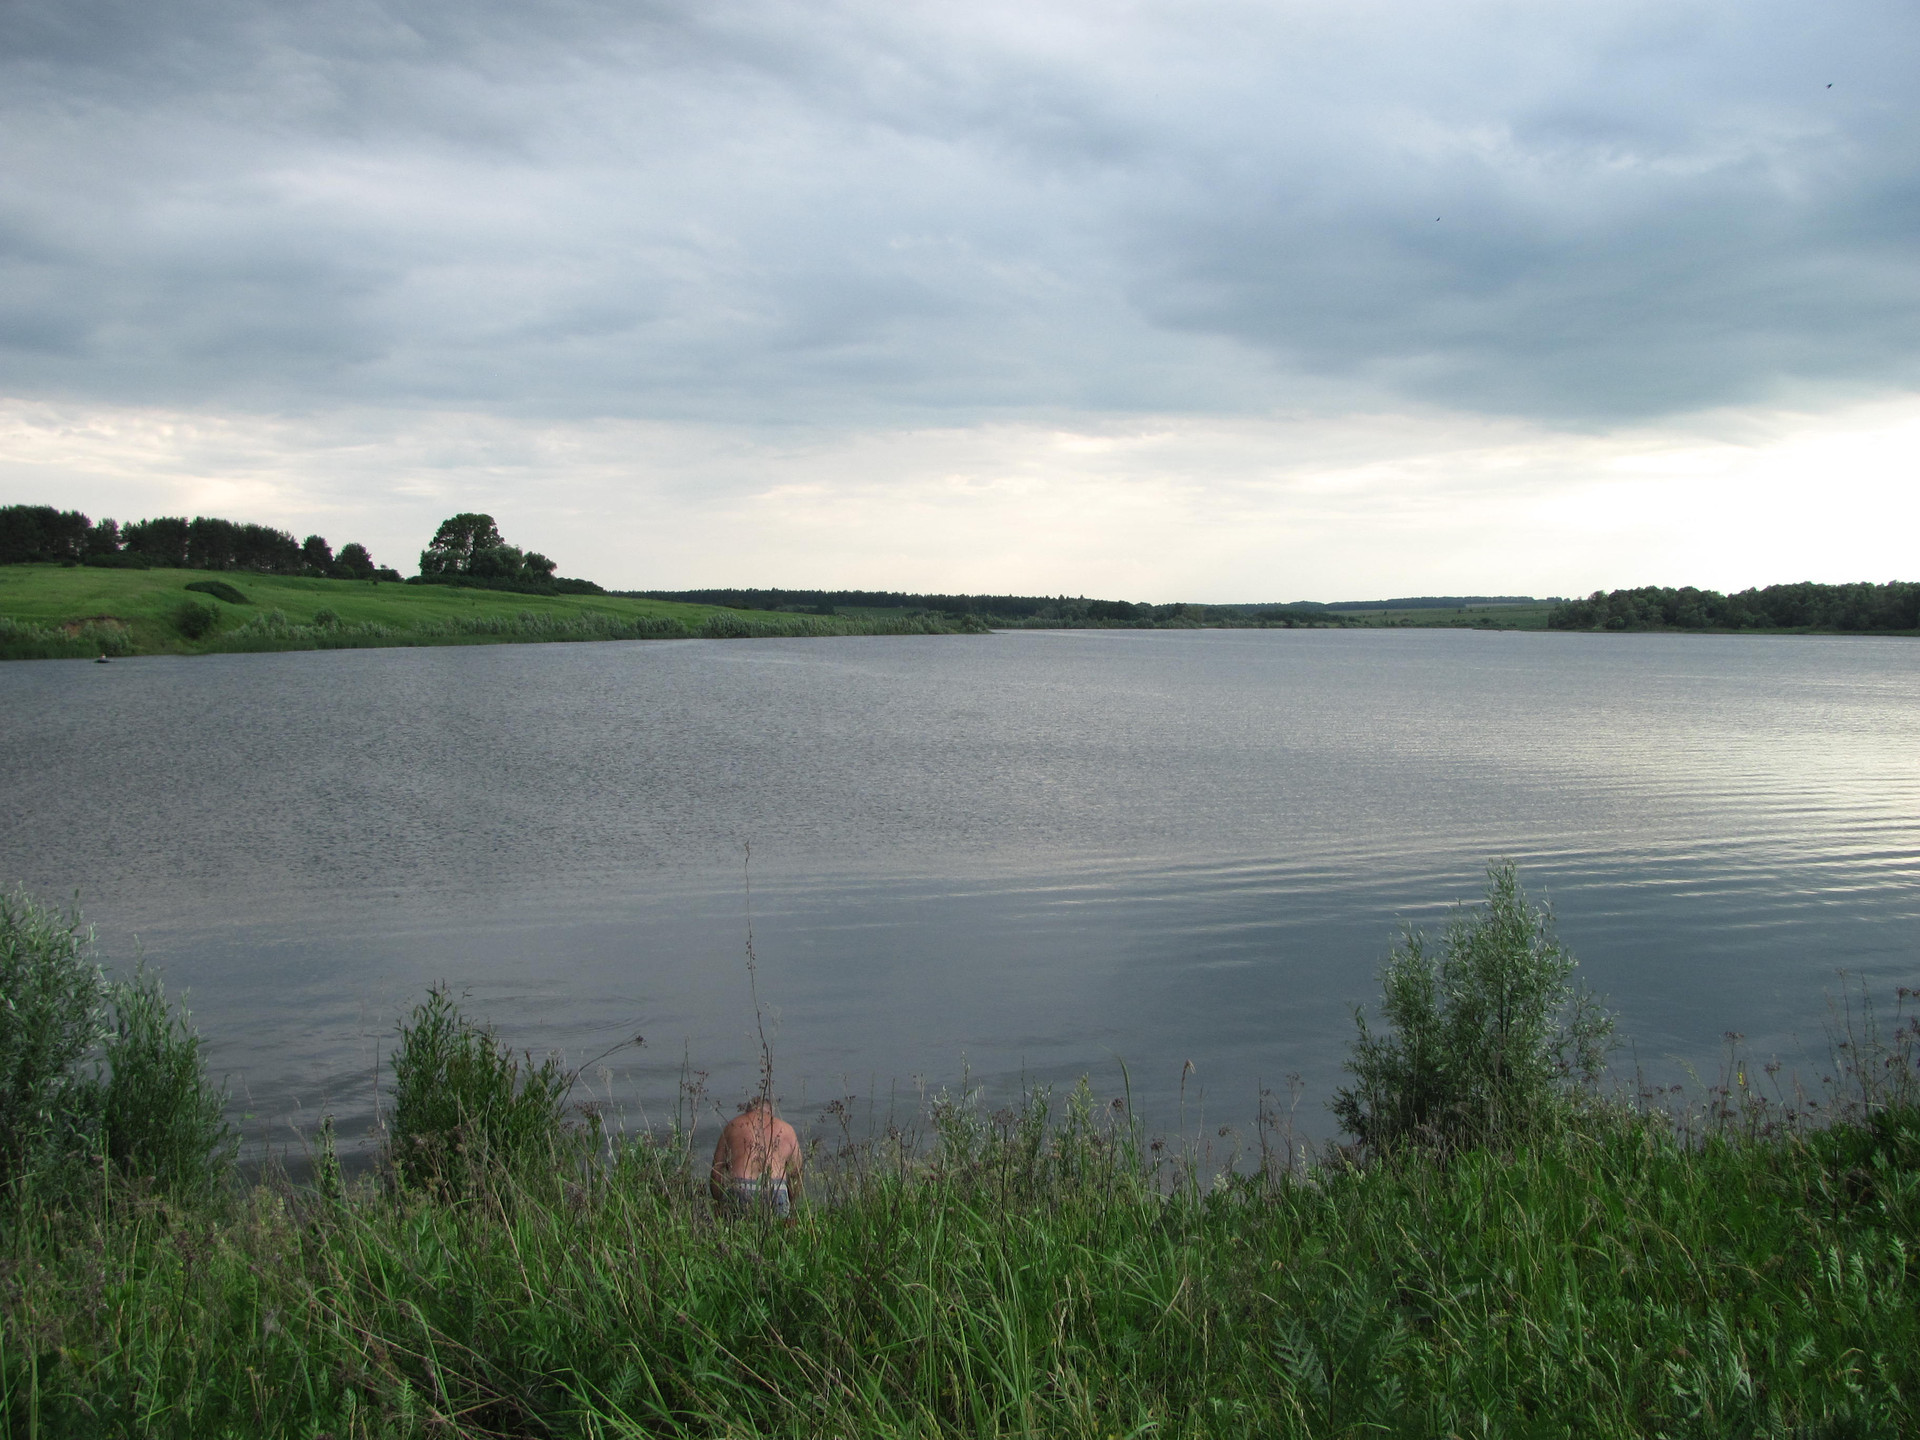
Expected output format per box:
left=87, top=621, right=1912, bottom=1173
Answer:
left=4, top=1091, right=1916, bottom=1439
left=0, top=565, right=978, bottom=659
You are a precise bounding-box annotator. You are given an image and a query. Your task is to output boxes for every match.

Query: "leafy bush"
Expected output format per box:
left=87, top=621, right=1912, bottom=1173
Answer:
left=172, top=599, right=219, bottom=639
left=89, top=965, right=235, bottom=1197
left=311, top=608, right=340, bottom=627
left=388, top=984, right=578, bottom=1197
left=1332, top=862, right=1614, bottom=1154
left=0, top=892, right=105, bottom=1197
left=235, top=607, right=291, bottom=634
left=0, top=894, right=232, bottom=1205
left=184, top=579, right=249, bottom=605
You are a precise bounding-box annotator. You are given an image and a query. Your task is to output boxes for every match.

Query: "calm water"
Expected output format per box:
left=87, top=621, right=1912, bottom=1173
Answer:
left=3, top=628, right=1917, bottom=1161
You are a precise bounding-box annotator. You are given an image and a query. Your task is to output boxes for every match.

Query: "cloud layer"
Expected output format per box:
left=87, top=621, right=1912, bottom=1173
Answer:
left=3, top=0, right=1917, bottom=592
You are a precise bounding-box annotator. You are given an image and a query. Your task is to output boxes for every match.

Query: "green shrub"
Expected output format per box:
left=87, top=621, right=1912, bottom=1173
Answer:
left=0, top=895, right=233, bottom=1205
left=172, top=599, right=219, bottom=639
left=183, top=579, right=249, bottom=605
left=75, top=619, right=134, bottom=657
left=388, top=984, right=578, bottom=1196
left=1331, top=861, right=1614, bottom=1154
left=310, top=608, right=340, bottom=627
left=0, top=892, right=105, bottom=1196
left=89, top=965, right=235, bottom=1198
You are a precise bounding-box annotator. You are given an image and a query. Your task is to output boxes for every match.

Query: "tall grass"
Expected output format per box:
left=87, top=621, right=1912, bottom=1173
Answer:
left=3, top=884, right=1917, bottom=1437
left=5, top=1072, right=1916, bottom=1437
left=0, top=605, right=983, bottom=660
left=0, top=616, right=133, bottom=661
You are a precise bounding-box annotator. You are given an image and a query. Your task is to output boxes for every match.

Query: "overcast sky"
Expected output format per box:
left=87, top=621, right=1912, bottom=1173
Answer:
left=4, top=0, right=1917, bottom=599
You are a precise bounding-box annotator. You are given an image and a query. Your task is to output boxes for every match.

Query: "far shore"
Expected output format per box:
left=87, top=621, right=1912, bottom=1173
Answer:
left=4, top=564, right=1915, bottom=661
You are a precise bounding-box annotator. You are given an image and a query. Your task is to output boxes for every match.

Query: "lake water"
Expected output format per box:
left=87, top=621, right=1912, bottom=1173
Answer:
left=3, top=627, right=1917, bottom=1164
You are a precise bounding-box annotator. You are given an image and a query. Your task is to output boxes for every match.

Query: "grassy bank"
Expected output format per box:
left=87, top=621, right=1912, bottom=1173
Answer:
left=4, top=883, right=1918, bottom=1437
left=0, top=565, right=985, bottom=660
left=6, top=1079, right=1918, bottom=1437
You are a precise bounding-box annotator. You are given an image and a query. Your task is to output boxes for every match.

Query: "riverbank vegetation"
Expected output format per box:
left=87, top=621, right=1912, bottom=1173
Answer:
left=4, top=874, right=1916, bottom=1437
left=1550, top=581, right=1920, bottom=634
left=637, top=589, right=1560, bottom=631
left=0, top=565, right=986, bottom=661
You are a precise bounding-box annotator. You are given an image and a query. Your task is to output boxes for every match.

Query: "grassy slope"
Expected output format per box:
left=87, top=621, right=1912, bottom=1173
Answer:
left=0, top=565, right=850, bottom=658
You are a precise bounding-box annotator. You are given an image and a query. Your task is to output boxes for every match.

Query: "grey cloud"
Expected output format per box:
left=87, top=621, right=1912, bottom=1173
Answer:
left=0, top=0, right=1915, bottom=430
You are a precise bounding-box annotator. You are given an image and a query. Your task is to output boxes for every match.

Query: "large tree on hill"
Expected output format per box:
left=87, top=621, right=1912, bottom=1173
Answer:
left=420, top=513, right=506, bottom=576
left=333, top=542, right=375, bottom=580
left=419, top=513, right=556, bottom=582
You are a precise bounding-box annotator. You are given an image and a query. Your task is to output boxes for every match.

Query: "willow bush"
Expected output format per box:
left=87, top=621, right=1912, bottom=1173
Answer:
left=388, top=984, right=581, bottom=1198
left=1331, top=862, right=1615, bottom=1154
left=0, top=893, right=230, bottom=1207
left=0, top=892, right=104, bottom=1198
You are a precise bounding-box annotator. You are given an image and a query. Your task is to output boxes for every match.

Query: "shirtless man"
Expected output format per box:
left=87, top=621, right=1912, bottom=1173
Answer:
left=709, top=1096, right=802, bottom=1218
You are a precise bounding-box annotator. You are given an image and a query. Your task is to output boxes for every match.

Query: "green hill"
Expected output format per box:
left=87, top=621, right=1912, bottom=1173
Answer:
left=0, top=564, right=974, bottom=660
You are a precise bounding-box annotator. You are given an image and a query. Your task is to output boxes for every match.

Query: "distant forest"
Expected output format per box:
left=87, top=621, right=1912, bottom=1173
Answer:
left=630, top=589, right=1550, bottom=627
left=628, top=588, right=1350, bottom=627
left=1548, top=582, right=1920, bottom=633
left=0, top=503, right=400, bottom=582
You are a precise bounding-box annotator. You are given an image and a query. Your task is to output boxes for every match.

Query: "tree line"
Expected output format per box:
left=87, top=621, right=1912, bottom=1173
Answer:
left=0, top=504, right=398, bottom=581
left=0, top=505, right=602, bottom=595
left=633, top=587, right=1345, bottom=627
left=1549, top=581, right=1920, bottom=633
left=632, top=586, right=1131, bottom=618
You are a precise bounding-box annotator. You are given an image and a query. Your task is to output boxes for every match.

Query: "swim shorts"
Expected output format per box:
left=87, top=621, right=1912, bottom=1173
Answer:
left=725, top=1176, right=791, bottom=1218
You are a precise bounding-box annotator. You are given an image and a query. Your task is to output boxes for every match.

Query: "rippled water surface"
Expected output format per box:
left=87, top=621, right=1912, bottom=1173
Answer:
left=4, top=628, right=1917, bottom=1157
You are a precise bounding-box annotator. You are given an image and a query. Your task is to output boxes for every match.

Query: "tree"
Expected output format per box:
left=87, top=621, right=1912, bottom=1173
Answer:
left=122, top=517, right=190, bottom=567
left=84, top=518, right=122, bottom=556
left=466, top=539, right=527, bottom=579
left=420, top=513, right=506, bottom=576
left=333, top=542, right=375, bottom=580
left=302, top=535, right=334, bottom=573
left=1331, top=862, right=1614, bottom=1155
left=417, top=513, right=566, bottom=584
left=0, top=505, right=90, bottom=564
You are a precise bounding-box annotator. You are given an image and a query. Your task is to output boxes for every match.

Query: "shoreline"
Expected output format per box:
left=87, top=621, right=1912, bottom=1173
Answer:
left=7, top=564, right=1917, bottom=660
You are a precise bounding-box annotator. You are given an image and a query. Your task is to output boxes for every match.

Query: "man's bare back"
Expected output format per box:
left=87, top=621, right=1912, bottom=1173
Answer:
left=709, top=1097, right=802, bottom=1216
